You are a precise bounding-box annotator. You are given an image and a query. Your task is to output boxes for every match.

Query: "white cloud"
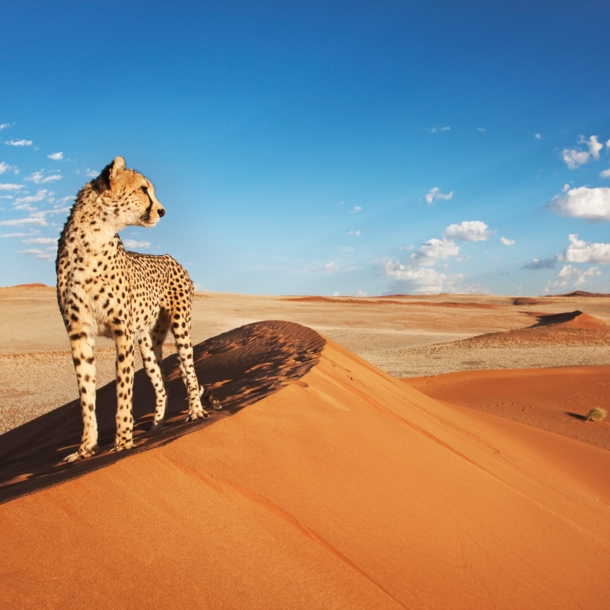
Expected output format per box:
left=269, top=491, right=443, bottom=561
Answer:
left=47, top=152, right=63, bottom=161
left=13, top=189, right=49, bottom=210
left=351, top=206, right=361, bottom=213
left=600, top=169, right=610, bottom=178
left=425, top=187, right=454, bottom=205
left=21, top=248, right=55, bottom=262
left=562, top=149, right=590, bottom=169
left=26, top=171, right=62, bottom=184
left=0, top=232, right=28, bottom=238
left=443, top=220, right=491, bottom=242
left=332, top=291, right=340, bottom=297
left=500, top=237, right=515, bottom=246
left=410, top=237, right=459, bottom=266
left=561, top=135, right=604, bottom=169
left=0, top=216, right=47, bottom=227
left=0, top=183, right=23, bottom=191
left=431, top=126, right=450, bottom=133
left=384, top=261, right=463, bottom=294
left=383, top=221, right=490, bottom=293
left=588, top=135, right=604, bottom=160
left=547, top=264, right=601, bottom=290
left=0, top=162, right=18, bottom=175
left=353, top=290, right=368, bottom=297
left=312, top=262, right=339, bottom=273
left=0, top=124, right=10, bottom=131
left=564, top=233, right=610, bottom=264
left=24, top=237, right=58, bottom=245
left=535, top=133, right=542, bottom=139
left=548, top=186, right=610, bottom=221
left=123, top=239, right=151, bottom=249
left=347, top=230, right=361, bottom=236
left=477, top=127, right=486, bottom=132
left=5, top=140, right=33, bottom=146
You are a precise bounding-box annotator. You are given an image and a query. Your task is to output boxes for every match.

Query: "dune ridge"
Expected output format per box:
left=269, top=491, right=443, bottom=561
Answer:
left=0, top=320, right=324, bottom=502
left=1, top=322, right=609, bottom=609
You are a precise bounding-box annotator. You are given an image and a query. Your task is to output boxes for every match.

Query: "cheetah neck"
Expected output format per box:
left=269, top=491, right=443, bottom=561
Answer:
left=59, top=186, right=126, bottom=256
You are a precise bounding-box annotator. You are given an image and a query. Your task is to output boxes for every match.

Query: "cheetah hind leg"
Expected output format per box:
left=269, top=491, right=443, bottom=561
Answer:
left=178, top=359, right=222, bottom=418
left=173, top=345, right=211, bottom=421
left=138, top=332, right=168, bottom=433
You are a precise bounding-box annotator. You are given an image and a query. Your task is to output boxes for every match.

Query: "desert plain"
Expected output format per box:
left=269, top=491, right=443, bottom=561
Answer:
left=1, top=284, right=609, bottom=609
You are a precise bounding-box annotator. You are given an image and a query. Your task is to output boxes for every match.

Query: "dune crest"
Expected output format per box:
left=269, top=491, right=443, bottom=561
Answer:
left=531, top=310, right=607, bottom=329
left=1, top=324, right=609, bottom=608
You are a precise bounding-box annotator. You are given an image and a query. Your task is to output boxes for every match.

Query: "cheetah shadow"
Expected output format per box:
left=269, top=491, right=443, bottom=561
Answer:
left=0, top=321, right=325, bottom=504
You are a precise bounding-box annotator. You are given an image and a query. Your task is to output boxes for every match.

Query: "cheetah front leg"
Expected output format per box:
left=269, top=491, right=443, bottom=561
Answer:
left=64, top=327, right=99, bottom=462
left=113, top=328, right=136, bottom=451
left=138, top=332, right=168, bottom=431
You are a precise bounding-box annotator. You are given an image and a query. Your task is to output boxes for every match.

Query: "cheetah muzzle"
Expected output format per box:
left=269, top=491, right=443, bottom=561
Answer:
left=56, top=156, right=221, bottom=462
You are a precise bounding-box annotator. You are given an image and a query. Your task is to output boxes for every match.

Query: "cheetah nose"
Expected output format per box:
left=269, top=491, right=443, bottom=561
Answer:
left=158, top=208, right=165, bottom=218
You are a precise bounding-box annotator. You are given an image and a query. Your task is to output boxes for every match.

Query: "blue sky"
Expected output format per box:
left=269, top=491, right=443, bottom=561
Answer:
left=2, top=0, right=610, bottom=296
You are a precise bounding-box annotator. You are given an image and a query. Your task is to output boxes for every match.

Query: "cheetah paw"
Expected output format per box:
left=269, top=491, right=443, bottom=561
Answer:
left=186, top=410, right=209, bottom=422
left=149, top=420, right=165, bottom=434
left=63, top=444, right=99, bottom=463
left=113, top=440, right=135, bottom=452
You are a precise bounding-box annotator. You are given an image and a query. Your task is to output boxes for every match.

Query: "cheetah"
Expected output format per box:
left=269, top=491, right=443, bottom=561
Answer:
left=56, top=156, right=220, bottom=462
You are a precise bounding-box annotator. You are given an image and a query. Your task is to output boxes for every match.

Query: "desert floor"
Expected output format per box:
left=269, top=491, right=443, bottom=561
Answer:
left=1, top=285, right=609, bottom=609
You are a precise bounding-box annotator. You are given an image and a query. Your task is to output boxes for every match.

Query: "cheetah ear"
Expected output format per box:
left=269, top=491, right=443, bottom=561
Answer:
left=109, top=156, right=126, bottom=183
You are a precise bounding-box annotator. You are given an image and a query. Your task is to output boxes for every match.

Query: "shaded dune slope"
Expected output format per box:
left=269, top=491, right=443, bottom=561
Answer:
left=0, top=320, right=325, bottom=502
left=1, top=324, right=610, bottom=609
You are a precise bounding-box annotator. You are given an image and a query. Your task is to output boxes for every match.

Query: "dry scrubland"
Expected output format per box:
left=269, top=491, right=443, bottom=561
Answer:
left=0, top=285, right=608, bottom=432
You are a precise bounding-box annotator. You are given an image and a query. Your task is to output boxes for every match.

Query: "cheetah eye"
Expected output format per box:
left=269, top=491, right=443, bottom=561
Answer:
left=140, top=186, right=148, bottom=194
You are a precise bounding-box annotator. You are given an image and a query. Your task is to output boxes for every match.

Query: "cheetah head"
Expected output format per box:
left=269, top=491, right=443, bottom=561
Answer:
left=97, top=156, right=166, bottom=230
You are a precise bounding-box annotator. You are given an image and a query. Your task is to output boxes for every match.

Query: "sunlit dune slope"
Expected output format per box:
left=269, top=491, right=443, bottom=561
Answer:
left=1, top=323, right=610, bottom=609
left=405, top=365, right=610, bottom=450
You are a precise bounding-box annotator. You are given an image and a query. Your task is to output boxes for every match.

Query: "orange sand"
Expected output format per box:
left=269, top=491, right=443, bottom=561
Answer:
left=1, top=323, right=609, bottom=609
left=405, top=365, right=610, bottom=451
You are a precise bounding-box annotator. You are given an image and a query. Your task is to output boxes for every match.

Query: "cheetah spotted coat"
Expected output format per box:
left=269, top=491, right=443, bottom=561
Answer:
left=56, top=156, right=220, bottom=462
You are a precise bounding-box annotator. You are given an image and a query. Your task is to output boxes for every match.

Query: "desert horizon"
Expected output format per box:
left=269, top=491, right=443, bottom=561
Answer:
left=1, top=283, right=609, bottom=609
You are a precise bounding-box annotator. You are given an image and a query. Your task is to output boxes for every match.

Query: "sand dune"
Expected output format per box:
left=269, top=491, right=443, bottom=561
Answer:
left=387, top=309, right=610, bottom=376
left=406, top=365, right=610, bottom=451
left=1, top=322, right=609, bottom=609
